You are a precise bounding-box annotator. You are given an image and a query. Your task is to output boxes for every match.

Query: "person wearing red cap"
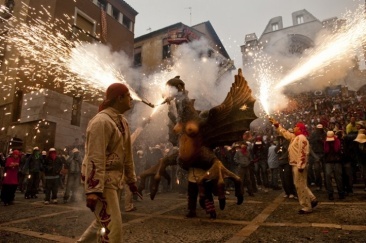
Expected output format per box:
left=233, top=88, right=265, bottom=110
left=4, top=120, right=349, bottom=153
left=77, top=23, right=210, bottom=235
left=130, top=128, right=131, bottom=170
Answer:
left=269, top=118, right=318, bottom=214
left=1, top=150, right=20, bottom=206
left=78, top=83, right=139, bottom=243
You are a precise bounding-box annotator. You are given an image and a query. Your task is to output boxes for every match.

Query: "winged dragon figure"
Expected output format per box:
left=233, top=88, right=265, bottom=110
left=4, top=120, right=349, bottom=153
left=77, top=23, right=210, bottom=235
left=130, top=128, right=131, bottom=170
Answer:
left=138, top=69, right=257, bottom=216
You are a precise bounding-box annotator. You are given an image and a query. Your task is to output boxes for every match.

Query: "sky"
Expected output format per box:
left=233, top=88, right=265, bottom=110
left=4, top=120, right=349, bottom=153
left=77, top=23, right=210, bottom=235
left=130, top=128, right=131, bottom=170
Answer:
left=127, top=0, right=361, bottom=66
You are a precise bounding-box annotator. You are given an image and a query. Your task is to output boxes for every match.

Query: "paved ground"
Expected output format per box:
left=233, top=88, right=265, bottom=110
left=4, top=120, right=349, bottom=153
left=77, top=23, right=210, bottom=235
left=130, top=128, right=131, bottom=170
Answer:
left=0, top=184, right=366, bottom=242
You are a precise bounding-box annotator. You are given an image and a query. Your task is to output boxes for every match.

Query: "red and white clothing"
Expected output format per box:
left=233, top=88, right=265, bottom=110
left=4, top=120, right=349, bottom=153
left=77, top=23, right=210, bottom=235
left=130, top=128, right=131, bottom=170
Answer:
left=79, top=107, right=136, bottom=243
left=277, top=125, right=316, bottom=212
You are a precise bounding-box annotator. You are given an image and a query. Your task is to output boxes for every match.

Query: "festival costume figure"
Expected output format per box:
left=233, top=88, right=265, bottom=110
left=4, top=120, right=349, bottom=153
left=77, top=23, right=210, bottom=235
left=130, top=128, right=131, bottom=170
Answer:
left=270, top=119, right=318, bottom=214
left=78, top=83, right=138, bottom=243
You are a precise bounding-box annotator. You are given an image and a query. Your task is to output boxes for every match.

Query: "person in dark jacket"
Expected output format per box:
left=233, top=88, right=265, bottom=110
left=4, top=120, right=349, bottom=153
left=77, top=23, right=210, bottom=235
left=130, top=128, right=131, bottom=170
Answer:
left=308, top=124, right=326, bottom=191
left=276, top=135, right=297, bottom=199
left=233, top=143, right=253, bottom=196
left=23, top=147, right=42, bottom=199
left=324, top=131, right=344, bottom=200
left=18, top=149, right=31, bottom=193
left=354, top=129, right=366, bottom=191
left=63, top=148, right=82, bottom=203
left=43, top=148, right=62, bottom=204
left=252, top=136, right=269, bottom=191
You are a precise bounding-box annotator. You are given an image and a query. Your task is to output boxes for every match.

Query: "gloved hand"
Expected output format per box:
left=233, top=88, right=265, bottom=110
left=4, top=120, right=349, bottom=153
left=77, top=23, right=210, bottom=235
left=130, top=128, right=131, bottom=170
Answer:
left=128, top=183, right=143, bottom=200
left=86, top=193, right=100, bottom=212
left=268, top=117, right=279, bottom=128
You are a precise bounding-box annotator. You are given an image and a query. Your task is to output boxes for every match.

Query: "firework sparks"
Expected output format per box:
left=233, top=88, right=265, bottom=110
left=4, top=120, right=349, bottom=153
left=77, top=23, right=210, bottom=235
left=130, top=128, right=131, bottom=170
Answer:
left=275, top=5, right=366, bottom=89
left=2, top=3, right=142, bottom=101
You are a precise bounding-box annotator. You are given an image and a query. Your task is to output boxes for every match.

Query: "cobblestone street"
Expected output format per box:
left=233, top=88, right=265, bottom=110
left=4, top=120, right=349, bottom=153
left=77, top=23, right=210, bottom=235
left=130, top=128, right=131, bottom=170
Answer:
left=1, top=184, right=366, bottom=242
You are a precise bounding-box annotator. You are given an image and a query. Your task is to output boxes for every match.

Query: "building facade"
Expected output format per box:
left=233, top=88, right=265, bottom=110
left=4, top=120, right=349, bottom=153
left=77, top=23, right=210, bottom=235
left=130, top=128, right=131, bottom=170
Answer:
left=241, top=9, right=365, bottom=93
left=0, top=0, right=137, bottom=153
left=133, top=21, right=234, bottom=77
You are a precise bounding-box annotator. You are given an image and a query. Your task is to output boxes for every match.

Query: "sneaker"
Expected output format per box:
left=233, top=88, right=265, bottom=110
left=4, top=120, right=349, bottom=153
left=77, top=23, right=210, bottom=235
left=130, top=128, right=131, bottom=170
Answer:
left=289, top=194, right=295, bottom=199
left=283, top=195, right=289, bottom=198
left=52, top=199, right=58, bottom=204
left=44, top=201, right=50, bottom=205
left=225, top=191, right=230, bottom=195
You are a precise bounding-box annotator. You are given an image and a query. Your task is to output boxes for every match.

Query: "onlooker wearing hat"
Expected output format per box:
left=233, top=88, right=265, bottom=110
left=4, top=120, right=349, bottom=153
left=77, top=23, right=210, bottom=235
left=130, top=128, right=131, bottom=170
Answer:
left=324, top=131, right=345, bottom=200
left=1, top=150, right=20, bottom=206
left=78, top=83, right=139, bottom=242
left=43, top=148, right=63, bottom=204
left=63, top=148, right=82, bottom=203
left=354, top=129, right=366, bottom=191
left=23, top=147, right=42, bottom=199
left=269, top=118, right=318, bottom=214
left=233, top=143, right=254, bottom=196
left=355, top=121, right=365, bottom=130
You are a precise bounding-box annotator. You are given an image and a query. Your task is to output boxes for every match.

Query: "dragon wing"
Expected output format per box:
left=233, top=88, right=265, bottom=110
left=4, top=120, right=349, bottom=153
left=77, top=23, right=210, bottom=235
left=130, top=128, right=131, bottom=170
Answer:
left=202, top=69, right=257, bottom=148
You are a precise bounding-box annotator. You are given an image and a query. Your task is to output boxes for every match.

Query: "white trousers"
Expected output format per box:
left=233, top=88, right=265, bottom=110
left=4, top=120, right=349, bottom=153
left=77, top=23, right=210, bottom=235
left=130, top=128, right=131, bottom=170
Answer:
left=292, top=166, right=316, bottom=212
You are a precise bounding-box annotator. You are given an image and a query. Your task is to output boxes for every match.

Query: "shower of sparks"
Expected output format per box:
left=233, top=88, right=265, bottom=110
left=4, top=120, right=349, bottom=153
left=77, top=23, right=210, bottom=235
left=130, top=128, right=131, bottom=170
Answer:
left=1, top=3, right=141, bottom=101
left=275, top=5, right=366, bottom=89
left=243, top=49, right=281, bottom=116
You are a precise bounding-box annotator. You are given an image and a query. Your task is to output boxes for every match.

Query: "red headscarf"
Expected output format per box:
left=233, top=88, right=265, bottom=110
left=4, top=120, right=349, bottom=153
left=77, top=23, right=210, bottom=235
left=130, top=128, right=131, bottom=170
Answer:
left=295, top=122, right=308, bottom=136
left=99, top=83, right=129, bottom=112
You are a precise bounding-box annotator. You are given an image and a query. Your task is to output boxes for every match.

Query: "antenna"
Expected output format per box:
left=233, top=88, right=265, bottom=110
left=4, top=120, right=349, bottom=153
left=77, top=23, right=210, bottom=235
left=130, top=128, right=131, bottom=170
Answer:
left=185, top=7, right=192, bottom=25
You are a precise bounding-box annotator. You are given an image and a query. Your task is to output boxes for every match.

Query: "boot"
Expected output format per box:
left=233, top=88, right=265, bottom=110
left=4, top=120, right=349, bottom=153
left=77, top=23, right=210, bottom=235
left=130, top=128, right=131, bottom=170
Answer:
left=328, top=193, right=334, bottom=201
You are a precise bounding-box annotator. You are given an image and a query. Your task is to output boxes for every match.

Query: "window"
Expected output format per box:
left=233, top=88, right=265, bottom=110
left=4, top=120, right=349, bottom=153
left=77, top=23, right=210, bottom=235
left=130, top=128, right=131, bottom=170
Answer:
left=162, top=44, right=171, bottom=59
left=112, top=6, right=119, bottom=21
left=134, top=47, right=142, bottom=66
left=272, top=23, right=279, bottom=31
left=71, top=96, right=82, bottom=126
left=97, top=0, right=107, bottom=10
left=297, top=15, right=304, bottom=24
left=73, top=9, right=97, bottom=43
left=122, top=15, right=131, bottom=29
